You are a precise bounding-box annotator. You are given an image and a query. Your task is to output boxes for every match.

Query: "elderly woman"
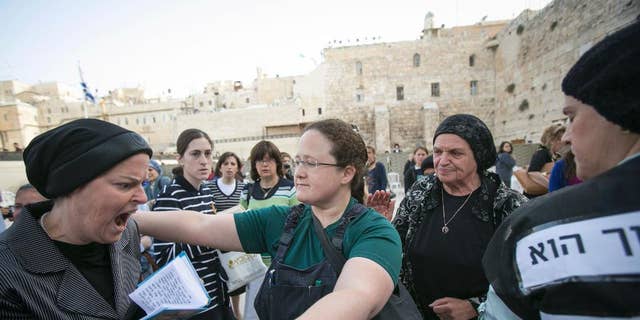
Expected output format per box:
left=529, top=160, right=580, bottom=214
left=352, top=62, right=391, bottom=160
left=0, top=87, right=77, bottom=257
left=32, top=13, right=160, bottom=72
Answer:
left=134, top=119, right=403, bottom=319
left=0, top=119, right=151, bottom=319
left=393, top=114, right=527, bottom=319
left=483, top=21, right=640, bottom=319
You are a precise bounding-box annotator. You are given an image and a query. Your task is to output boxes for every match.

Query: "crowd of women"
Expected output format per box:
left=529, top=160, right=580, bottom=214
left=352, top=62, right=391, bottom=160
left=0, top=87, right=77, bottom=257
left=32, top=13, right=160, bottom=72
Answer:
left=0, top=21, right=638, bottom=320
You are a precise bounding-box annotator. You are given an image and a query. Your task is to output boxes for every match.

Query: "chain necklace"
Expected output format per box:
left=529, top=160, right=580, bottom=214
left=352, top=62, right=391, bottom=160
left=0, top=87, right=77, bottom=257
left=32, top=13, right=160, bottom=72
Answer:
left=39, top=212, right=54, bottom=238
left=259, top=177, right=278, bottom=199
left=441, top=188, right=474, bottom=234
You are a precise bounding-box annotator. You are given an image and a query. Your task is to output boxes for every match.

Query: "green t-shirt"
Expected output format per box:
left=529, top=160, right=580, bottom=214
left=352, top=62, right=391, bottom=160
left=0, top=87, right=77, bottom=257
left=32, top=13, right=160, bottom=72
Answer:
left=233, top=198, right=402, bottom=284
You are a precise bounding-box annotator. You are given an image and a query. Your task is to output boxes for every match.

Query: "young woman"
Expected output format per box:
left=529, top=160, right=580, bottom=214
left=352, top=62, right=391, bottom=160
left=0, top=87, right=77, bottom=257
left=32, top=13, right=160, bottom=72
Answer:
left=403, top=147, right=429, bottom=193
left=210, top=152, right=245, bottom=212
left=495, top=141, right=516, bottom=187
left=240, top=141, right=298, bottom=320
left=208, top=151, right=246, bottom=318
left=134, top=119, right=402, bottom=319
left=151, top=129, right=234, bottom=319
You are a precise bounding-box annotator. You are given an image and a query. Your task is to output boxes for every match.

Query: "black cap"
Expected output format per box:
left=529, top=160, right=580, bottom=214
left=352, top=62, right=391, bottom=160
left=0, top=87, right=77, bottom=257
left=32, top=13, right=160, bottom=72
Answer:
left=23, top=119, right=152, bottom=198
left=562, top=21, right=640, bottom=133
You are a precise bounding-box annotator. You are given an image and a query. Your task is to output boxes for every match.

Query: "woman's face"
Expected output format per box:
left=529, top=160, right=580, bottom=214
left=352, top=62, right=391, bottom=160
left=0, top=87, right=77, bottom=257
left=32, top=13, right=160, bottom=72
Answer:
left=294, top=130, right=350, bottom=205
left=433, top=134, right=478, bottom=186
left=179, top=137, right=212, bottom=187
left=220, top=156, right=239, bottom=180
left=502, top=143, right=512, bottom=153
left=413, top=149, right=428, bottom=165
left=366, top=148, right=376, bottom=165
left=256, top=154, right=277, bottom=179
left=562, top=95, right=626, bottom=180
left=65, top=153, right=149, bottom=244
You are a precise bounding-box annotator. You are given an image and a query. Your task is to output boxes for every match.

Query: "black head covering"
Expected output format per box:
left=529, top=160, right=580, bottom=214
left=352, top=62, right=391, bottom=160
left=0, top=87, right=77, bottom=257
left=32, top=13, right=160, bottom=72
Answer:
left=562, top=21, right=640, bottom=133
left=23, top=119, right=152, bottom=198
left=433, top=114, right=497, bottom=172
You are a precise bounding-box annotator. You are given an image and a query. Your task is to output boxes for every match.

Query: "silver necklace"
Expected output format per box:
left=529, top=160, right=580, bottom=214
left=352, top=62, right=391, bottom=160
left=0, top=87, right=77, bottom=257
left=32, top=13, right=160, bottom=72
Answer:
left=441, top=188, right=474, bottom=234
left=39, top=212, right=54, bottom=238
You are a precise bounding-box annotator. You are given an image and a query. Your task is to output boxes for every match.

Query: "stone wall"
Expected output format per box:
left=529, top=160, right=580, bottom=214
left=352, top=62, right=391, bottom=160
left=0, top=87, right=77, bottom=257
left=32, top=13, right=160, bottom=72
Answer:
left=492, top=0, right=639, bottom=143
left=323, top=22, right=507, bottom=152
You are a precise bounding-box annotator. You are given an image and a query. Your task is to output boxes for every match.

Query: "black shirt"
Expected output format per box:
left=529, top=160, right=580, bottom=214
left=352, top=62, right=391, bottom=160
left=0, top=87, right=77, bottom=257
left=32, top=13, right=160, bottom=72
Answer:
left=54, top=241, right=114, bottom=308
left=407, top=189, right=494, bottom=318
left=524, top=146, right=552, bottom=198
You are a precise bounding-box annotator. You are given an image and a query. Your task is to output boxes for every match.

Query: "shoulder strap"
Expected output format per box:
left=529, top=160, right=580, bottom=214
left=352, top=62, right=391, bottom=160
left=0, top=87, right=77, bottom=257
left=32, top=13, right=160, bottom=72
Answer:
left=245, top=183, right=253, bottom=206
left=312, top=203, right=369, bottom=274
left=274, top=203, right=306, bottom=262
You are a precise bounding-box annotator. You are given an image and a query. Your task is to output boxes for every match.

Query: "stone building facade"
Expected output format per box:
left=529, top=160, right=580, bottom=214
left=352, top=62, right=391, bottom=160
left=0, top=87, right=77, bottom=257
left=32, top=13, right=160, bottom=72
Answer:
left=1, top=0, right=636, bottom=159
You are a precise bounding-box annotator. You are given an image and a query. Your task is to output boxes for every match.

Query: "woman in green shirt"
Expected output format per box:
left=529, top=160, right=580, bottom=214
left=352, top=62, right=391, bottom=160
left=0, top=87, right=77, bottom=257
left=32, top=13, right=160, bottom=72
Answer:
left=134, top=119, right=401, bottom=319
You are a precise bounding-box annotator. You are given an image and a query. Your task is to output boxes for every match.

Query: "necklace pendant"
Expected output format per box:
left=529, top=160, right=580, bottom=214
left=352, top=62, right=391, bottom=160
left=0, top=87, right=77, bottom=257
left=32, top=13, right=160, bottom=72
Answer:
left=441, top=226, right=449, bottom=234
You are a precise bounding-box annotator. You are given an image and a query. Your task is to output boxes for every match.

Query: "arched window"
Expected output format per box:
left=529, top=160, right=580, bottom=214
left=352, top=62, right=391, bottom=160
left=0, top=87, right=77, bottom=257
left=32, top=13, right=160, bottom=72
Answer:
left=413, top=53, right=420, bottom=67
left=356, top=61, right=363, bottom=75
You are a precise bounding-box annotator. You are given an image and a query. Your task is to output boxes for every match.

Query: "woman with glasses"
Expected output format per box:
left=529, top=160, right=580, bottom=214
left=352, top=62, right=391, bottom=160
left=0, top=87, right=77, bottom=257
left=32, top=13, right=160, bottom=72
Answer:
left=238, top=140, right=299, bottom=320
left=134, top=119, right=402, bottom=319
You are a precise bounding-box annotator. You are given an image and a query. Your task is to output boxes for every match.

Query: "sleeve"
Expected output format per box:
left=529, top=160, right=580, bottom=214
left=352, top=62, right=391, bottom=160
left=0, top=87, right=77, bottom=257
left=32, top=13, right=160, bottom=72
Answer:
left=498, top=153, right=516, bottom=168
left=527, top=149, right=551, bottom=172
left=377, top=162, right=388, bottom=190
left=151, top=189, right=181, bottom=267
left=547, top=160, right=566, bottom=192
left=347, top=212, right=402, bottom=285
left=404, top=167, right=415, bottom=193
left=233, top=207, right=280, bottom=254
left=392, top=195, right=413, bottom=248
left=239, top=183, right=251, bottom=209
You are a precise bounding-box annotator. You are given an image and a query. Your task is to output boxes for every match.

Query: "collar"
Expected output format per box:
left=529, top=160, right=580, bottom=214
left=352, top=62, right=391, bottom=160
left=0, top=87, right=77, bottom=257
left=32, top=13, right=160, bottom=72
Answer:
left=618, top=152, right=640, bottom=166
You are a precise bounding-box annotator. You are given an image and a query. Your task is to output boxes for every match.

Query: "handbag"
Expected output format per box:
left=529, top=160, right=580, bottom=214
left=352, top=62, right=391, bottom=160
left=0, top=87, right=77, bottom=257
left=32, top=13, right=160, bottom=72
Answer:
left=311, top=211, right=423, bottom=320
left=217, top=250, right=268, bottom=292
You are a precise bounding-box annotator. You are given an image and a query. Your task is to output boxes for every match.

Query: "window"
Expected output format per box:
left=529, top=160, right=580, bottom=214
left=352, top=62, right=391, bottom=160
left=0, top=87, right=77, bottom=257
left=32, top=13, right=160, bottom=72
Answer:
left=431, top=83, right=440, bottom=97
left=199, top=101, right=204, bottom=107
left=152, top=116, right=156, bottom=123
left=208, top=100, right=212, bottom=106
left=356, top=93, right=363, bottom=102
left=413, top=53, right=420, bottom=67
left=470, top=80, right=478, bottom=95
left=396, top=86, right=404, bottom=101
left=356, top=61, right=363, bottom=75
left=246, top=98, right=250, bottom=103
left=302, top=109, right=306, bottom=116
left=469, top=54, right=476, bottom=67
left=317, top=107, right=322, bottom=115
left=47, top=108, right=51, bottom=114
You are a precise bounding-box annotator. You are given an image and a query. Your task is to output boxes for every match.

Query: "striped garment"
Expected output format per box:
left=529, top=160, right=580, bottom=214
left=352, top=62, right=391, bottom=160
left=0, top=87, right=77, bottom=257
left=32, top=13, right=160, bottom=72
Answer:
left=151, top=175, right=230, bottom=315
left=239, top=177, right=298, bottom=210
left=207, top=179, right=245, bottom=211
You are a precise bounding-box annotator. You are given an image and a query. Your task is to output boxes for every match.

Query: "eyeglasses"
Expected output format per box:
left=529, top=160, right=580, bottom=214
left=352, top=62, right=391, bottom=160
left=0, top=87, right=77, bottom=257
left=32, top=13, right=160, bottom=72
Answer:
left=257, top=158, right=276, bottom=165
left=294, top=159, right=341, bottom=169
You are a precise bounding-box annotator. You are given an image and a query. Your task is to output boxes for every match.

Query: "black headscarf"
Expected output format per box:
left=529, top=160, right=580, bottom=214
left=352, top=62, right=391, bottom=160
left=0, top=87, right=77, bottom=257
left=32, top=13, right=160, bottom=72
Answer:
left=23, top=119, right=152, bottom=198
left=433, top=114, right=497, bottom=172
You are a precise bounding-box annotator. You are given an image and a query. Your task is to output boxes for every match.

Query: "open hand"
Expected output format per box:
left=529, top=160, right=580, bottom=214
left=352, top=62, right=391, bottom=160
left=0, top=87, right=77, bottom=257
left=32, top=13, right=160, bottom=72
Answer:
left=366, top=190, right=395, bottom=221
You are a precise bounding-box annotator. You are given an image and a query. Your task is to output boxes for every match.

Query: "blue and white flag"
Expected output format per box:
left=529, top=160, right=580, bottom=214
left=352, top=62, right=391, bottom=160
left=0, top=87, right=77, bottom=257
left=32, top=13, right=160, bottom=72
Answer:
left=78, top=65, right=96, bottom=104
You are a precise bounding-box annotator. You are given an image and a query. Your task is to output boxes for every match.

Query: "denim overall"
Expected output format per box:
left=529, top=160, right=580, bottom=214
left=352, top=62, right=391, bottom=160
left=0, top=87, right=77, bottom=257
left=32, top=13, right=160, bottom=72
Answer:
left=254, top=204, right=365, bottom=320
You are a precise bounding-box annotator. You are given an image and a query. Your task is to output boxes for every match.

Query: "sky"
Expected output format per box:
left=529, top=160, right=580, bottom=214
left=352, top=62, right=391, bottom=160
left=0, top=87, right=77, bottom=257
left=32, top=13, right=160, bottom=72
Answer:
left=0, top=0, right=551, bottom=98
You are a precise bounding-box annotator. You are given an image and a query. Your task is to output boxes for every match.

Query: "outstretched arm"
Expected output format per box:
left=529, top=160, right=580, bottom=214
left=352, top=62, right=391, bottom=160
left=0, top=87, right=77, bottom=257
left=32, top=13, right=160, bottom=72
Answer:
left=133, top=210, right=243, bottom=252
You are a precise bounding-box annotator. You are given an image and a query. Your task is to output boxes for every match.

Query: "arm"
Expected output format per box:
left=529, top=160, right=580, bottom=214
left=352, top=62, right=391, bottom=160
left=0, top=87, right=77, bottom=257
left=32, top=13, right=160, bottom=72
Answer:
left=547, top=160, right=565, bottom=192
left=134, top=210, right=243, bottom=251
left=377, top=163, right=388, bottom=191
left=297, top=257, right=394, bottom=320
